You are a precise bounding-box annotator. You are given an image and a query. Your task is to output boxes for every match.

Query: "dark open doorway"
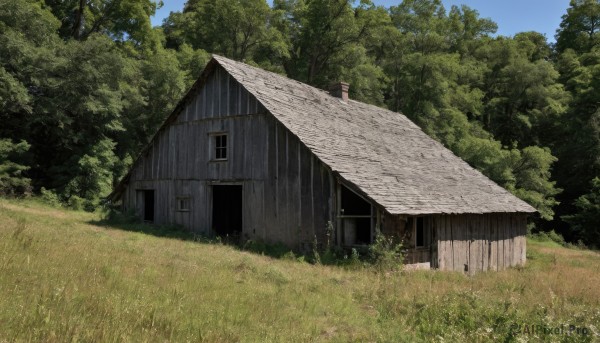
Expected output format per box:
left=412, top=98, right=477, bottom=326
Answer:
left=143, top=190, right=154, bottom=222
left=340, top=185, right=372, bottom=245
left=212, top=185, right=243, bottom=237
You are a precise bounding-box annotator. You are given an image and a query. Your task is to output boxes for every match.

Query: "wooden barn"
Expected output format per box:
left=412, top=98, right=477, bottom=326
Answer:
left=110, top=55, right=536, bottom=273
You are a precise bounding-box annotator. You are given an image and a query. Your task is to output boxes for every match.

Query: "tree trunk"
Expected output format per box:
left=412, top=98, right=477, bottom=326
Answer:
left=72, top=0, right=86, bottom=39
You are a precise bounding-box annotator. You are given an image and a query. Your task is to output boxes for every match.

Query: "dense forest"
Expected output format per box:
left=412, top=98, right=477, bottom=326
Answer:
left=1, top=0, right=599, bottom=248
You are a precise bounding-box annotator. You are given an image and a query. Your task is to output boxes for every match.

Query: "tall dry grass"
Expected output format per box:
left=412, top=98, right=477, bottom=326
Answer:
left=0, top=199, right=598, bottom=342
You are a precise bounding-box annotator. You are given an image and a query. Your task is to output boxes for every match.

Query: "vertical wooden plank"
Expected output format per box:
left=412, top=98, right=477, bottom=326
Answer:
left=506, top=215, right=512, bottom=267
left=463, top=216, right=469, bottom=272
left=437, top=216, right=445, bottom=270
left=300, top=144, right=312, bottom=249
left=500, top=214, right=506, bottom=270
left=480, top=215, right=485, bottom=271
left=229, top=75, right=239, bottom=115
left=240, top=79, right=248, bottom=115
left=310, top=155, right=316, bottom=240
left=207, top=71, right=215, bottom=118
left=482, top=214, right=489, bottom=272
left=467, top=215, right=476, bottom=274
left=193, top=181, right=201, bottom=234
left=219, top=68, right=228, bottom=116
left=469, top=215, right=476, bottom=274
left=461, top=216, right=469, bottom=273
left=450, top=216, right=458, bottom=272
left=495, top=215, right=502, bottom=270
left=257, top=181, right=265, bottom=240
left=443, top=216, right=450, bottom=271
left=285, top=130, right=299, bottom=246
left=200, top=76, right=207, bottom=119
left=509, top=215, right=515, bottom=267
left=515, top=216, right=521, bottom=266
left=264, top=116, right=278, bottom=242
left=194, top=93, right=200, bottom=121
left=443, top=216, right=451, bottom=270
left=474, top=215, right=480, bottom=273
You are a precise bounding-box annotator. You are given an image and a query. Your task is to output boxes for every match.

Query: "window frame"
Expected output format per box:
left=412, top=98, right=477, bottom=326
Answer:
left=176, top=196, right=191, bottom=212
left=209, top=132, right=229, bottom=161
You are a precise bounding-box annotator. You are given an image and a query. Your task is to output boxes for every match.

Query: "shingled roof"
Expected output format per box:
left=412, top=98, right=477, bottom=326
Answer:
left=212, top=55, right=535, bottom=215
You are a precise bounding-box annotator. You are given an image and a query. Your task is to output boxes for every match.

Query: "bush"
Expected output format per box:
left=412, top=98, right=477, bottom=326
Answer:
left=40, top=187, right=61, bottom=207
left=528, top=230, right=567, bottom=246
left=67, top=195, right=85, bottom=211
left=369, top=232, right=404, bottom=272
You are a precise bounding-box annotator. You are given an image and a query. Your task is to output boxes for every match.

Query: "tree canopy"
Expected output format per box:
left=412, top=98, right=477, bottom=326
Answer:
left=1, top=0, right=599, bottom=247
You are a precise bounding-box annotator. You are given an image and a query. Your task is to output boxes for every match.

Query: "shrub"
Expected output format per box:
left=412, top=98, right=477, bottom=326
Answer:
left=67, top=195, right=85, bottom=211
left=40, top=187, right=61, bottom=207
left=369, top=232, right=404, bottom=272
left=528, top=230, right=566, bottom=246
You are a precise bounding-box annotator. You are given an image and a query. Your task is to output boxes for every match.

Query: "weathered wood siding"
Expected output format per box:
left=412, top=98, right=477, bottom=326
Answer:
left=121, top=66, right=333, bottom=247
left=380, top=212, right=527, bottom=272
left=381, top=213, right=435, bottom=265
left=433, top=213, right=527, bottom=273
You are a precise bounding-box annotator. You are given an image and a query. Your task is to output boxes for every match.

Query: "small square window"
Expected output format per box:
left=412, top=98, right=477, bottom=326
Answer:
left=177, top=197, right=191, bottom=212
left=214, top=134, right=227, bottom=160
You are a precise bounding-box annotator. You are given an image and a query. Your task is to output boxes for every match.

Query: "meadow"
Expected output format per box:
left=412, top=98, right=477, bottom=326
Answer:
left=0, top=199, right=599, bottom=342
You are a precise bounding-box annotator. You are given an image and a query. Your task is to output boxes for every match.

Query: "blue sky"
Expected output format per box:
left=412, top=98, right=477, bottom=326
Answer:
left=152, top=0, right=571, bottom=42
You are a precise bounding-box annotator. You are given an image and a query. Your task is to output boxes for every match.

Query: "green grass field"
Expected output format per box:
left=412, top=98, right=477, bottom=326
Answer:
left=1, top=199, right=599, bottom=342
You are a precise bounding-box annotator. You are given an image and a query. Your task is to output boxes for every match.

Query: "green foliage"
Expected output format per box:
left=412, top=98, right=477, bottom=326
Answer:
left=1, top=0, right=599, bottom=246
left=563, top=177, right=600, bottom=248
left=368, top=232, right=404, bottom=272
left=164, top=0, right=287, bottom=62
left=39, top=187, right=61, bottom=207
left=5, top=200, right=598, bottom=342
left=528, top=230, right=567, bottom=246
left=44, top=0, right=159, bottom=42
left=556, top=0, right=600, bottom=54
left=0, top=139, right=31, bottom=196
left=62, top=139, right=118, bottom=209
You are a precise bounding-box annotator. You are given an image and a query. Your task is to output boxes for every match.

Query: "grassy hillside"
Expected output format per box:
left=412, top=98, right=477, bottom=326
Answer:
left=0, top=199, right=599, bottom=342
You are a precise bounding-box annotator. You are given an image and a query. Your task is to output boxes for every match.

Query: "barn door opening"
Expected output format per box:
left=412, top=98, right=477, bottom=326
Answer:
left=212, top=185, right=242, bottom=237
left=136, top=189, right=155, bottom=223
left=340, top=185, right=372, bottom=246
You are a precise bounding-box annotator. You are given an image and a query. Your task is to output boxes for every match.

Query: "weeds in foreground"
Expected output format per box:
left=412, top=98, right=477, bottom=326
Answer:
left=1, top=199, right=599, bottom=342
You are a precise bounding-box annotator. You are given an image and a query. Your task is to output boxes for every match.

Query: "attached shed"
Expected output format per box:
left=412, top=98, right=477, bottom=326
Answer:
left=111, top=55, right=536, bottom=273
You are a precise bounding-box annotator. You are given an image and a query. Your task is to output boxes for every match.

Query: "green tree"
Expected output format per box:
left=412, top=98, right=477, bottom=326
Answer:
left=0, top=139, right=31, bottom=196
left=44, top=0, right=159, bottom=42
left=274, top=0, right=390, bottom=94
left=555, top=0, right=600, bottom=54
left=164, top=0, right=287, bottom=62
left=563, top=178, right=600, bottom=247
left=476, top=37, right=568, bottom=147
left=383, top=0, right=561, bottom=221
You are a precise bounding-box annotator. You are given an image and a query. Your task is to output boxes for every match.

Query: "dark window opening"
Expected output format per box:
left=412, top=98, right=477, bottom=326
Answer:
left=416, top=217, right=424, bottom=247
left=341, top=186, right=371, bottom=215
left=214, top=134, right=227, bottom=160
left=143, top=190, right=154, bottom=222
left=340, top=185, right=372, bottom=245
left=212, top=185, right=242, bottom=237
